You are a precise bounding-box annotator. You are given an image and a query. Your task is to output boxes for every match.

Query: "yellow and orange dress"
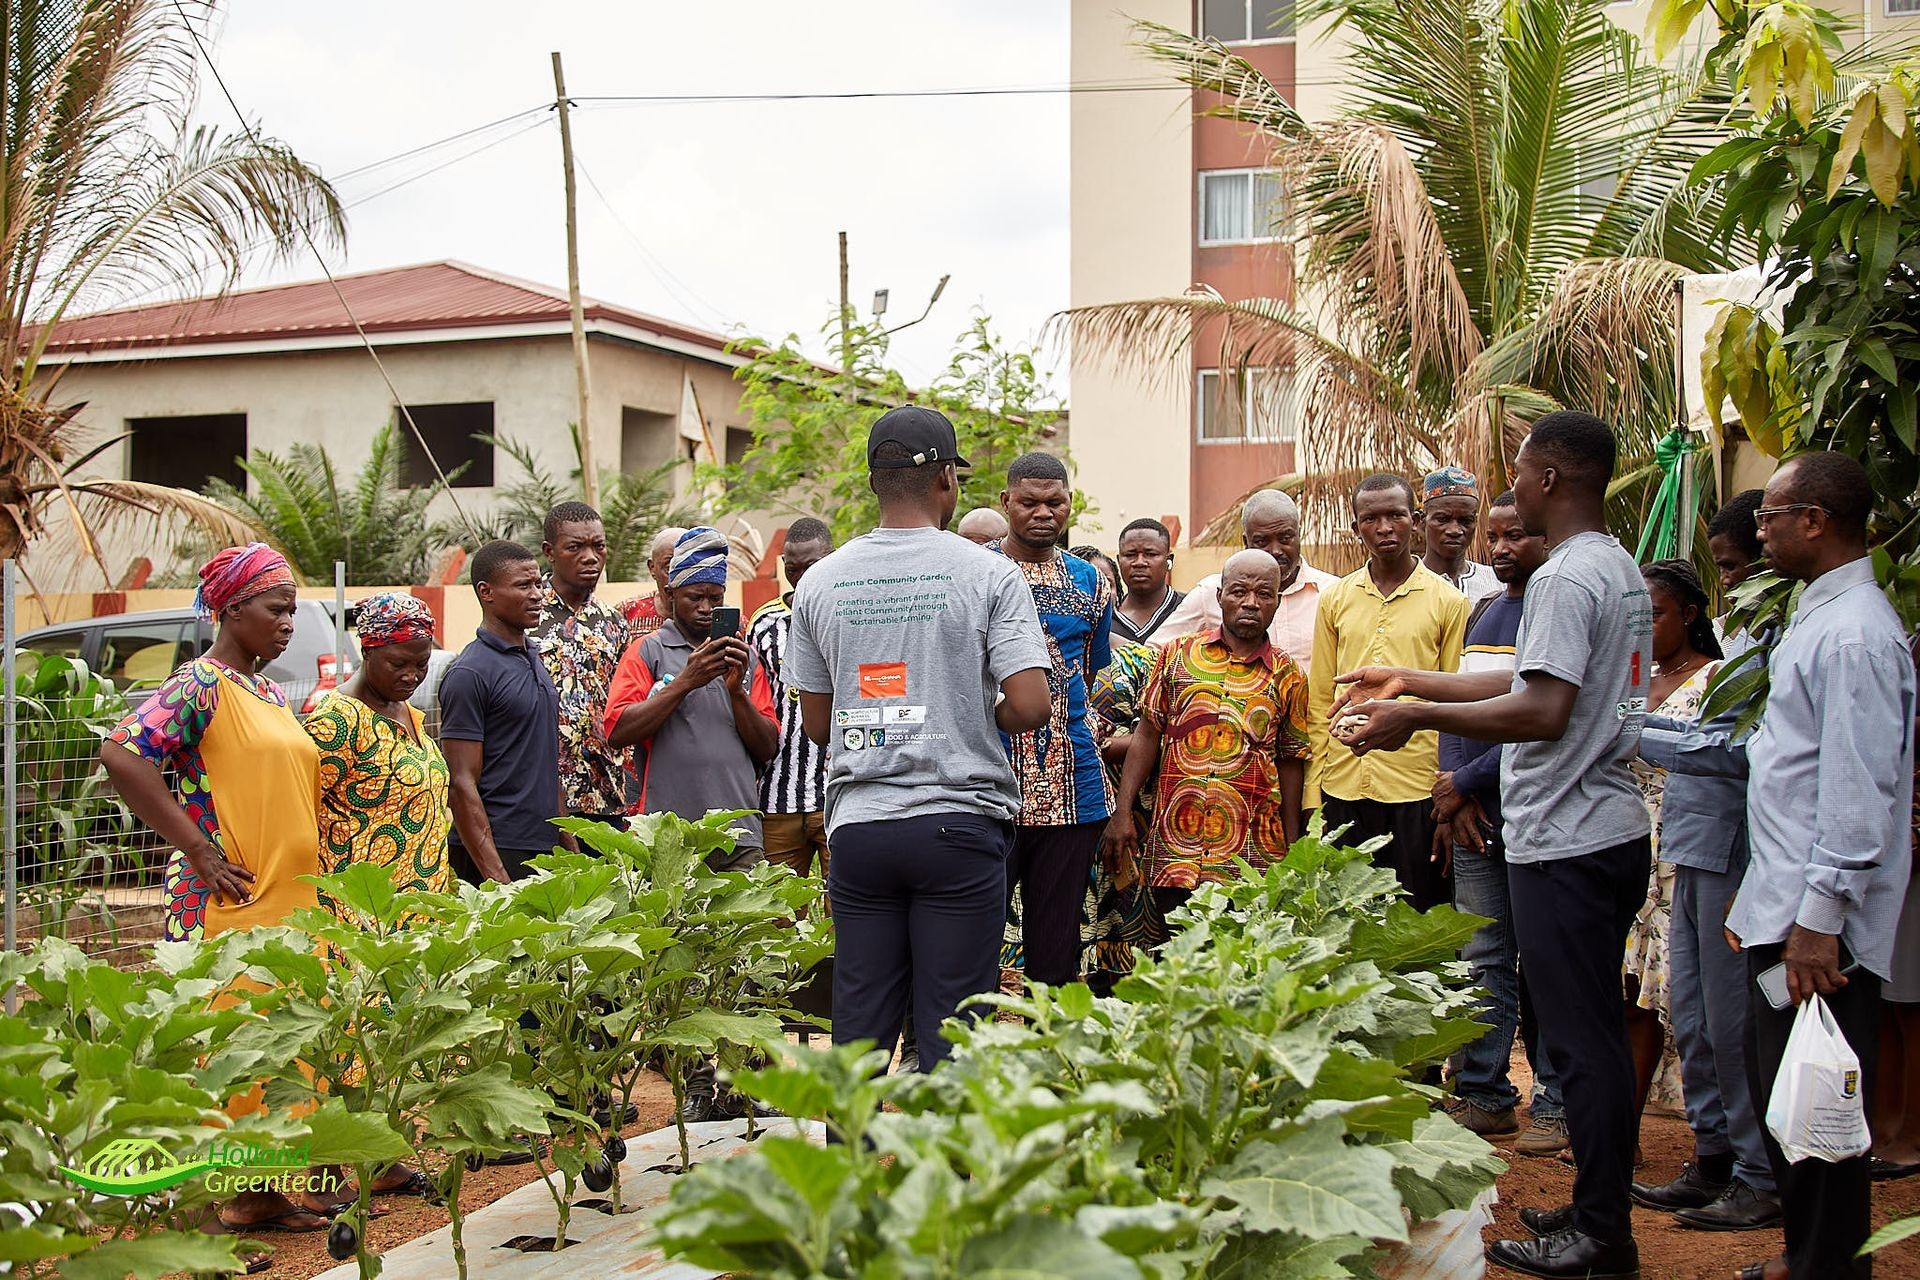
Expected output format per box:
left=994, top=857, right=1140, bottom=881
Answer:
left=108, top=658, right=321, bottom=939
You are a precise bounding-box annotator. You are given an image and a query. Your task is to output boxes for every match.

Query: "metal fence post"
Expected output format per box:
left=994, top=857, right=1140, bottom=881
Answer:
left=4, top=558, right=18, bottom=1000
left=334, top=561, right=347, bottom=677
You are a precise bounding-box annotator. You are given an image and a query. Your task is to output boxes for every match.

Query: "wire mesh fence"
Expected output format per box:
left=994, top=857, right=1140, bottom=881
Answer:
left=4, top=606, right=171, bottom=965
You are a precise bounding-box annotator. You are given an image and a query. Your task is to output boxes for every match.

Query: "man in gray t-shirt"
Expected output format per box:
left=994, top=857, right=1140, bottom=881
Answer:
left=1499, top=531, right=1652, bottom=863
left=1326, top=413, right=1652, bottom=1280
left=785, top=406, right=1050, bottom=1071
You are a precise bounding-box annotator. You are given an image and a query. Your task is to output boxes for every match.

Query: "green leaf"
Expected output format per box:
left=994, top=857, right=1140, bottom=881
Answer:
left=956, top=1213, right=1145, bottom=1280
left=0, top=1223, right=97, bottom=1264
left=60, top=1232, right=249, bottom=1280
left=1201, top=1122, right=1408, bottom=1242
left=423, top=1062, right=553, bottom=1146
left=1349, top=901, right=1484, bottom=970
left=302, top=1098, right=414, bottom=1165
left=1861, top=1212, right=1920, bottom=1256
left=652, top=1009, right=785, bottom=1051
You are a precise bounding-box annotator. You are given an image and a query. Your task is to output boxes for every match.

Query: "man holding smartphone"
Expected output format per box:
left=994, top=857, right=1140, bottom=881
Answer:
left=602, top=525, right=779, bottom=870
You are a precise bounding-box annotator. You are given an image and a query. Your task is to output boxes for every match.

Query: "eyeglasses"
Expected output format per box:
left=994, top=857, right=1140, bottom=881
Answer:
left=1753, top=503, right=1829, bottom=528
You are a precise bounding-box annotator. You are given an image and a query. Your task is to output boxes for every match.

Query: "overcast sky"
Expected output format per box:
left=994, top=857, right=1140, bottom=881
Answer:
left=197, top=2, right=1072, bottom=391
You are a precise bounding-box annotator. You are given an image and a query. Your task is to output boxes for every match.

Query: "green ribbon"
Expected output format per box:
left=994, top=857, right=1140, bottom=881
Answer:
left=1635, top=427, right=1697, bottom=563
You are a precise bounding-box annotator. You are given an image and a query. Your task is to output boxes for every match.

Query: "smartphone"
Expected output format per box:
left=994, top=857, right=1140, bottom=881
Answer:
left=1756, top=958, right=1860, bottom=1010
left=709, top=607, right=741, bottom=641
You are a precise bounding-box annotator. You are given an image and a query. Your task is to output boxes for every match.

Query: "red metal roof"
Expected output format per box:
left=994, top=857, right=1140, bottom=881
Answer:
left=32, top=260, right=735, bottom=358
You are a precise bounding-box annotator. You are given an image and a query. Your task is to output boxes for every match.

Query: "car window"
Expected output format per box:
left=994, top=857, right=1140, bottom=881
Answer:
left=19, top=629, right=88, bottom=662
left=98, top=620, right=194, bottom=688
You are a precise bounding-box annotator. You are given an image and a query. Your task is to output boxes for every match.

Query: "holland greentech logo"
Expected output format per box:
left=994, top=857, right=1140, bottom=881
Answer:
left=58, top=1138, right=211, bottom=1196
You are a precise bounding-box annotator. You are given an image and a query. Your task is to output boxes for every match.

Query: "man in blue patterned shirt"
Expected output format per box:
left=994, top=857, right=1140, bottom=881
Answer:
left=991, top=451, right=1115, bottom=987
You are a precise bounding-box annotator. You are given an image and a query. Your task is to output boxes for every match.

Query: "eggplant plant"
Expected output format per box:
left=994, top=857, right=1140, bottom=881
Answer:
left=657, top=829, right=1505, bottom=1279
left=175, top=867, right=553, bottom=1280
left=557, top=813, right=830, bottom=1173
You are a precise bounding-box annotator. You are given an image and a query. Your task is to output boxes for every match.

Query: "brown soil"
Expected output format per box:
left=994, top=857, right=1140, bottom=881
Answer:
left=251, top=1071, right=678, bottom=1279
left=1490, top=1053, right=1920, bottom=1279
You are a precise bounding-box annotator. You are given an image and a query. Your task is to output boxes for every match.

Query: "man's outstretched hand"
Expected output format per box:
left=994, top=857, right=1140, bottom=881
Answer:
left=1329, top=666, right=1410, bottom=720
left=1332, top=699, right=1421, bottom=755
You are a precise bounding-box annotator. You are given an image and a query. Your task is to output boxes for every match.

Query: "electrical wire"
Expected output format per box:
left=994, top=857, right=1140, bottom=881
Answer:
left=573, top=156, right=732, bottom=332
left=169, top=0, right=482, bottom=540
left=332, top=104, right=547, bottom=182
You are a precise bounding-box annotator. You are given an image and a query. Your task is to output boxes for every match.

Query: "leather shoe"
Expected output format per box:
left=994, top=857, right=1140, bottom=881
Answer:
left=678, top=1091, right=715, bottom=1124
left=1672, top=1179, right=1782, bottom=1231
left=1520, top=1204, right=1574, bottom=1238
left=1486, top=1228, right=1638, bottom=1279
left=1629, top=1160, right=1728, bottom=1211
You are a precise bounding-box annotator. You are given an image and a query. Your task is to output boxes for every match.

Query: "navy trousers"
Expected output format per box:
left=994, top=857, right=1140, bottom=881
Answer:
left=828, top=812, right=1011, bottom=1071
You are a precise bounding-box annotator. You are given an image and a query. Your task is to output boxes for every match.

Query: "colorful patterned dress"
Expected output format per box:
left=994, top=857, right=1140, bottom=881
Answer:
left=304, top=693, right=455, bottom=910
left=1083, top=641, right=1169, bottom=983
left=1140, top=631, right=1311, bottom=887
left=107, top=658, right=317, bottom=942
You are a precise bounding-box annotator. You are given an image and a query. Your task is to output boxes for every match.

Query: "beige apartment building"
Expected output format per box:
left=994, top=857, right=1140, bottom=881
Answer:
left=29, top=260, right=765, bottom=585
left=1069, top=0, right=1917, bottom=546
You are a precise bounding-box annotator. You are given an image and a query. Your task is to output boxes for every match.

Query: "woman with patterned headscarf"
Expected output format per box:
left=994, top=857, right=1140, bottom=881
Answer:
left=305, top=593, right=455, bottom=914
left=102, top=544, right=323, bottom=944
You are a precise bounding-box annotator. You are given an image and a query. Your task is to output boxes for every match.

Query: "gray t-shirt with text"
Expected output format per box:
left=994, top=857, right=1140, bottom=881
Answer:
left=785, top=527, right=1051, bottom=834
left=1500, top=531, right=1653, bottom=863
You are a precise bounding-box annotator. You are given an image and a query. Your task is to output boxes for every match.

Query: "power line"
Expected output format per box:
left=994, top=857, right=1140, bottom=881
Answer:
left=573, top=156, right=732, bottom=331
left=168, top=0, right=482, bottom=541
left=333, top=104, right=547, bottom=182
left=572, top=76, right=1354, bottom=105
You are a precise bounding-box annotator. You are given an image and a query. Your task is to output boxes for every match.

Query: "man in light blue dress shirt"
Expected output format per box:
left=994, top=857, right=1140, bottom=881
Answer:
left=1733, top=452, right=1915, bottom=1280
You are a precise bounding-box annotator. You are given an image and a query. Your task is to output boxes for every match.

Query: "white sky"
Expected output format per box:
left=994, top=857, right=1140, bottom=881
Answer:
left=203, top=1, right=1073, bottom=390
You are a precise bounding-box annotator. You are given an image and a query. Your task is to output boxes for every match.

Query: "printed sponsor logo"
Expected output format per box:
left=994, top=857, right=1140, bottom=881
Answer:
left=834, top=707, right=880, bottom=727
left=883, top=705, right=927, bottom=725
left=60, top=1137, right=339, bottom=1198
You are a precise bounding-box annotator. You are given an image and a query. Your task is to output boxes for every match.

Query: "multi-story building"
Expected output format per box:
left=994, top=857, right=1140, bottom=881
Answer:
left=1069, top=0, right=1916, bottom=546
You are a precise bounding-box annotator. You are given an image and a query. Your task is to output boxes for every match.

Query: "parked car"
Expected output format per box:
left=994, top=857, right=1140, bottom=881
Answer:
left=18, top=601, right=361, bottom=714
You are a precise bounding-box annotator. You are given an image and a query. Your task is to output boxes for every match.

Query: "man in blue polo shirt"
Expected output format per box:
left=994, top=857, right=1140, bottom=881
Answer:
left=442, top=539, right=570, bottom=883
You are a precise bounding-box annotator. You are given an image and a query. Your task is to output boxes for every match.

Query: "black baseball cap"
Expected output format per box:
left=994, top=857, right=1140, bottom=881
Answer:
left=867, top=405, right=970, bottom=470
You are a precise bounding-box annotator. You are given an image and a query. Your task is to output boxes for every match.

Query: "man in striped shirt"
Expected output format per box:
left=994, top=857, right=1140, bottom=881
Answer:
left=750, top=517, right=835, bottom=883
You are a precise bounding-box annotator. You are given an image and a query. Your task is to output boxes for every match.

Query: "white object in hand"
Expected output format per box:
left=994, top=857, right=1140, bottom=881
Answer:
left=1335, top=713, right=1370, bottom=739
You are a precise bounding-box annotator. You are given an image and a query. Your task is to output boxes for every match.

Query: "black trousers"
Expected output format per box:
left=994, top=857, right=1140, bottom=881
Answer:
left=1745, top=942, right=1882, bottom=1279
left=1321, top=796, right=1448, bottom=910
left=1509, top=836, right=1651, bottom=1244
left=1009, top=821, right=1103, bottom=986
left=828, top=812, right=1011, bottom=1071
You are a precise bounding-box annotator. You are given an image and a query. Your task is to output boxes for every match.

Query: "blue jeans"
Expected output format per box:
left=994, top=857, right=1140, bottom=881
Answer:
left=1450, top=844, right=1564, bottom=1118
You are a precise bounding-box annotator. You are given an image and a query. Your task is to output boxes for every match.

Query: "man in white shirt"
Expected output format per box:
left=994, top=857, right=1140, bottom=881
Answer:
left=1418, top=466, right=1502, bottom=603
left=1148, top=490, right=1337, bottom=674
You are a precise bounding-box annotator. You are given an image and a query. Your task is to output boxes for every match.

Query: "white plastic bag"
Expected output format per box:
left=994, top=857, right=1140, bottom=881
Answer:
left=1765, top=993, right=1872, bottom=1163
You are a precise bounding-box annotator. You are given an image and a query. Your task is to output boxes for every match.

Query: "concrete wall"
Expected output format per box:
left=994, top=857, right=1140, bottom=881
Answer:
left=1069, top=0, right=1195, bottom=540
left=28, top=330, right=774, bottom=590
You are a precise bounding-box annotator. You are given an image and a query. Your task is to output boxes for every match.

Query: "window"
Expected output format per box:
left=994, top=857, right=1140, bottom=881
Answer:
left=621, top=406, right=677, bottom=473
left=397, top=402, right=493, bottom=488
left=1199, top=169, right=1289, bottom=245
left=725, top=427, right=754, bottom=467
left=18, top=627, right=86, bottom=661
left=127, top=414, right=247, bottom=492
left=1197, top=368, right=1299, bottom=444
left=1201, top=0, right=1294, bottom=42
left=1890, top=0, right=1920, bottom=14
left=98, top=619, right=196, bottom=688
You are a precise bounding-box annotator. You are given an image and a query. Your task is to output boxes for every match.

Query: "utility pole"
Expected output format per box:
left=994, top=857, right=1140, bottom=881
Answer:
left=552, top=51, right=597, bottom=506
left=837, top=230, right=852, bottom=373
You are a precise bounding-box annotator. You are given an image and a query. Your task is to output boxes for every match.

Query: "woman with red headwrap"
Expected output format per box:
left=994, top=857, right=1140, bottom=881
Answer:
left=305, top=593, right=454, bottom=914
left=102, top=543, right=322, bottom=943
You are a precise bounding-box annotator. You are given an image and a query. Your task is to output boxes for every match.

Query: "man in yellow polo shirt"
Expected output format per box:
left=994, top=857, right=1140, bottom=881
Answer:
left=1309, top=473, right=1468, bottom=908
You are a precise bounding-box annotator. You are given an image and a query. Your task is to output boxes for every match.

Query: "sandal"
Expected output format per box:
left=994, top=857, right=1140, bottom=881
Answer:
left=373, top=1169, right=438, bottom=1200
left=216, top=1207, right=333, bottom=1235
left=240, top=1251, right=271, bottom=1274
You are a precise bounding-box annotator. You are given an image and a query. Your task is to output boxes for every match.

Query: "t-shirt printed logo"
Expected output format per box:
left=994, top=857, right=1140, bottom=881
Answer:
left=857, top=662, right=908, bottom=699
left=1630, top=651, right=1642, bottom=687
left=834, top=707, right=880, bottom=727
left=841, top=727, right=868, bottom=752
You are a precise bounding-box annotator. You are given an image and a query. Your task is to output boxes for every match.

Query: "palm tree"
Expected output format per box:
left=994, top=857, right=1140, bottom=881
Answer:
left=1059, top=0, right=1751, bottom=546
left=198, top=426, right=449, bottom=585
left=464, top=432, right=702, bottom=581
left=0, top=0, right=344, bottom=578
